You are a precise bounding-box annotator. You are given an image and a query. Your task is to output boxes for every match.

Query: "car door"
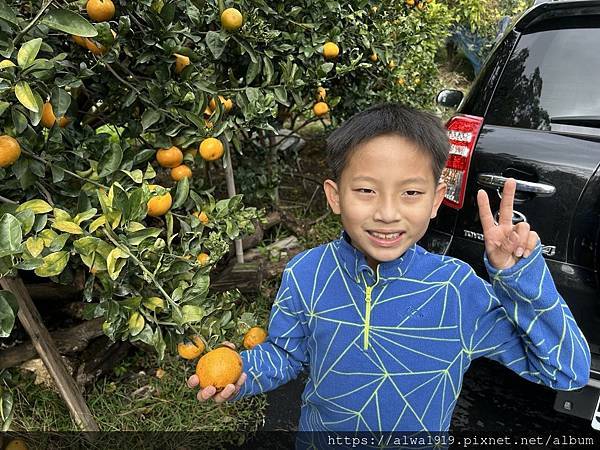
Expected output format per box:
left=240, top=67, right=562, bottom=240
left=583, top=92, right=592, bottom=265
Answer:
left=446, top=13, right=600, bottom=353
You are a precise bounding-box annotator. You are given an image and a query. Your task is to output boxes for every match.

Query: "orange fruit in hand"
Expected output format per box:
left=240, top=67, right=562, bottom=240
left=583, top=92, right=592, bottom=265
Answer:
left=41, top=102, right=69, bottom=128
left=196, top=252, right=210, bottom=266
left=174, top=53, right=190, bottom=74
left=243, top=327, right=267, bottom=349
left=156, top=146, right=183, bottom=168
left=178, top=336, right=206, bottom=360
left=86, top=0, right=116, bottom=22
left=147, top=185, right=172, bottom=217
left=313, top=102, right=329, bottom=116
left=196, top=347, right=243, bottom=391
left=0, top=135, right=21, bottom=168
left=199, top=138, right=224, bottom=161
left=170, top=164, right=192, bottom=181
left=221, top=8, right=243, bottom=32
left=209, top=95, right=234, bottom=113
left=322, top=42, right=339, bottom=59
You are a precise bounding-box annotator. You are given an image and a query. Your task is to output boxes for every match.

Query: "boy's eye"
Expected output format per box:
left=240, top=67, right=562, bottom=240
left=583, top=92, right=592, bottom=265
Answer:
left=405, top=191, right=422, bottom=196
left=355, top=188, right=374, bottom=194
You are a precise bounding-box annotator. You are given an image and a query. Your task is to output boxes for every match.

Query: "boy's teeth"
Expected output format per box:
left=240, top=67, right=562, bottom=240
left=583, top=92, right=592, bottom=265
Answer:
left=370, top=231, right=400, bottom=240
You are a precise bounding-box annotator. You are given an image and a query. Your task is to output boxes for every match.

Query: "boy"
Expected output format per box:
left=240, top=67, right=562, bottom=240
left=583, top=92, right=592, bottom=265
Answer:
left=187, top=103, right=590, bottom=437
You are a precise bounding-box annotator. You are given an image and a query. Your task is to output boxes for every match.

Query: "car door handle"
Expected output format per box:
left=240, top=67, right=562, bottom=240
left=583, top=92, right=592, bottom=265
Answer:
left=477, top=174, right=556, bottom=196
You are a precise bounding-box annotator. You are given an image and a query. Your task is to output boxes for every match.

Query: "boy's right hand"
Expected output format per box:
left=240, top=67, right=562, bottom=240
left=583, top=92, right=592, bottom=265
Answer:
left=186, top=341, right=247, bottom=403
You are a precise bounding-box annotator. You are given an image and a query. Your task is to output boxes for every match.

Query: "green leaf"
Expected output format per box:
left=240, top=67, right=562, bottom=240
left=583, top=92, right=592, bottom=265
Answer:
left=16, top=199, right=53, bottom=214
left=25, top=236, right=44, bottom=257
left=11, top=108, right=28, bottom=133
left=0, top=290, right=18, bottom=338
left=14, top=81, right=39, bottom=113
left=73, top=208, right=97, bottom=225
left=273, top=86, right=289, bottom=106
left=14, top=209, right=35, bottom=235
left=0, top=0, right=19, bottom=26
left=206, top=31, right=228, bottom=59
left=52, top=220, right=84, bottom=234
left=17, top=38, right=42, bottom=67
left=141, top=109, right=160, bottom=130
left=41, top=8, right=98, bottom=37
left=1, top=388, right=15, bottom=431
left=172, top=177, right=189, bottom=209
left=0, top=214, right=22, bottom=257
left=128, top=312, right=145, bottom=337
left=73, top=236, right=102, bottom=255
left=50, top=87, right=71, bottom=118
left=89, top=215, right=106, bottom=232
left=98, top=143, right=123, bottom=178
left=181, top=305, right=205, bottom=324
left=126, top=227, right=162, bottom=246
left=106, top=247, right=129, bottom=280
left=34, top=251, right=70, bottom=277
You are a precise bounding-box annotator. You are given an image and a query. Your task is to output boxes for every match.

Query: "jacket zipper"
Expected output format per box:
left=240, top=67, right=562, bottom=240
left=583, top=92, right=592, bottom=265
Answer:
left=363, top=266, right=380, bottom=350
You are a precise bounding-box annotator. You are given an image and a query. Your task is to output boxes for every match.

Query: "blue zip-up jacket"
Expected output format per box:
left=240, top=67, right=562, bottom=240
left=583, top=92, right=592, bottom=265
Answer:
left=233, top=231, right=590, bottom=433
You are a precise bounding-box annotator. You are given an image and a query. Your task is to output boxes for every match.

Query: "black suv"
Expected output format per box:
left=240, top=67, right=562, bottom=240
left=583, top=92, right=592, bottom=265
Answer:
left=420, top=0, right=600, bottom=428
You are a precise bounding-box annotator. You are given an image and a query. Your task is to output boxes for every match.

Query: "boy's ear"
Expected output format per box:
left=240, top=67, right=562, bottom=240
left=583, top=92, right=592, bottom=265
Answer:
left=323, top=179, right=341, bottom=215
left=430, top=181, right=447, bottom=219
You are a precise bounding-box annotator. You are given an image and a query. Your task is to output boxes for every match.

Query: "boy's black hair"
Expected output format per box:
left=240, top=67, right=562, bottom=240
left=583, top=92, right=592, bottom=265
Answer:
left=326, top=103, right=450, bottom=184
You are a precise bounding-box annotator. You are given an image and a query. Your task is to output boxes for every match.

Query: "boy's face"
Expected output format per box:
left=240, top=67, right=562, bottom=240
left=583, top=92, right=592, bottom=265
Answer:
left=324, top=134, right=447, bottom=270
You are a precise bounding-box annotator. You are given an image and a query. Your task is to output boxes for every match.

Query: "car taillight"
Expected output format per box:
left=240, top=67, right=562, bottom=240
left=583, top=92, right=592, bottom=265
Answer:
left=441, top=114, right=484, bottom=209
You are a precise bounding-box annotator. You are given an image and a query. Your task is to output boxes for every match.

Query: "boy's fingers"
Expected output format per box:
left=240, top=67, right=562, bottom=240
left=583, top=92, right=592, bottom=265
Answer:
left=236, top=372, right=247, bottom=388
left=220, top=341, right=236, bottom=350
left=187, top=374, right=199, bottom=388
left=523, top=231, right=539, bottom=258
left=476, top=189, right=495, bottom=232
left=498, top=178, right=516, bottom=227
left=197, top=386, right=216, bottom=402
left=513, top=221, right=530, bottom=258
left=214, top=384, right=236, bottom=404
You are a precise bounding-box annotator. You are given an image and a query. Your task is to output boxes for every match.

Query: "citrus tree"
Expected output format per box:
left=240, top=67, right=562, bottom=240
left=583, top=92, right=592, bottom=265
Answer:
left=0, top=0, right=459, bottom=361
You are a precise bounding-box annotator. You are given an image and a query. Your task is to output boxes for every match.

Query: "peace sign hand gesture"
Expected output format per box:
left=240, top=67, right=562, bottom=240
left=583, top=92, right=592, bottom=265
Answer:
left=477, top=178, right=540, bottom=270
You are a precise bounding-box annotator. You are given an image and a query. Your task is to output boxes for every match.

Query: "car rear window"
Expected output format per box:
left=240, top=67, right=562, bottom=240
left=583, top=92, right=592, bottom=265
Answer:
left=485, top=16, right=600, bottom=131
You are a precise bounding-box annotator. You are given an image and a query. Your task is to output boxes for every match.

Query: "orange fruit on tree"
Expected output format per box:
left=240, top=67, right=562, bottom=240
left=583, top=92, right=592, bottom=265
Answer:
left=243, top=327, right=267, bottom=349
left=156, top=146, right=183, bottom=168
left=196, top=252, right=210, bottom=266
left=178, top=336, right=206, bottom=360
left=86, top=0, right=115, bottom=22
left=174, top=53, right=190, bottom=74
left=194, top=211, right=209, bottom=224
left=85, top=38, right=107, bottom=55
left=405, top=0, right=415, bottom=6
left=196, top=347, right=243, bottom=391
left=0, top=135, right=21, bottom=168
left=322, top=42, right=339, bottom=59
left=147, top=185, right=172, bottom=217
left=369, top=52, right=378, bottom=62
left=209, top=95, right=233, bottom=112
left=388, top=60, right=396, bottom=69
left=313, top=102, right=329, bottom=117
left=199, top=138, right=224, bottom=161
left=41, top=102, right=69, bottom=128
left=316, top=86, right=326, bottom=101
left=170, top=164, right=192, bottom=181
left=221, top=7, right=243, bottom=32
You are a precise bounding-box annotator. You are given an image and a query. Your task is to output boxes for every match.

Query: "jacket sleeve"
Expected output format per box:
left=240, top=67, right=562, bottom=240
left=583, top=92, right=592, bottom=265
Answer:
left=232, top=263, right=309, bottom=400
left=457, top=240, right=591, bottom=390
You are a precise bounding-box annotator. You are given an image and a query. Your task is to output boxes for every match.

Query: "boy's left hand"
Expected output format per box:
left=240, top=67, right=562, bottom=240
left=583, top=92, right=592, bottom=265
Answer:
left=477, top=178, right=539, bottom=270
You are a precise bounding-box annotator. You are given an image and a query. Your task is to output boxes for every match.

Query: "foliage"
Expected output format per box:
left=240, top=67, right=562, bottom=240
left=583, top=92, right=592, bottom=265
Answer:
left=0, top=0, right=461, bottom=356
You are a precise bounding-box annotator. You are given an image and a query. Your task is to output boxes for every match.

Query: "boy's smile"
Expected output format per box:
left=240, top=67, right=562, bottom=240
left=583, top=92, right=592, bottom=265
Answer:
left=324, top=134, right=447, bottom=270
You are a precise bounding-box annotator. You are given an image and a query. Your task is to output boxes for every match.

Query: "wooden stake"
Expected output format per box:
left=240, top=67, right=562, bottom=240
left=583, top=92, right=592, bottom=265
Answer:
left=222, top=139, right=244, bottom=264
left=0, top=276, right=99, bottom=431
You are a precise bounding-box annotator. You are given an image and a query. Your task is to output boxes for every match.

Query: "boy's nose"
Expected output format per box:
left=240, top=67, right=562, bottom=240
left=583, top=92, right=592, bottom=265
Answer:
left=373, top=196, right=401, bottom=223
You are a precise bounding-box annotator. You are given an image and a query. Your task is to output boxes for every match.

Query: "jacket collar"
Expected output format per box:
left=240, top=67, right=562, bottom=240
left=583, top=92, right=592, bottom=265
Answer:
left=333, top=230, right=417, bottom=284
